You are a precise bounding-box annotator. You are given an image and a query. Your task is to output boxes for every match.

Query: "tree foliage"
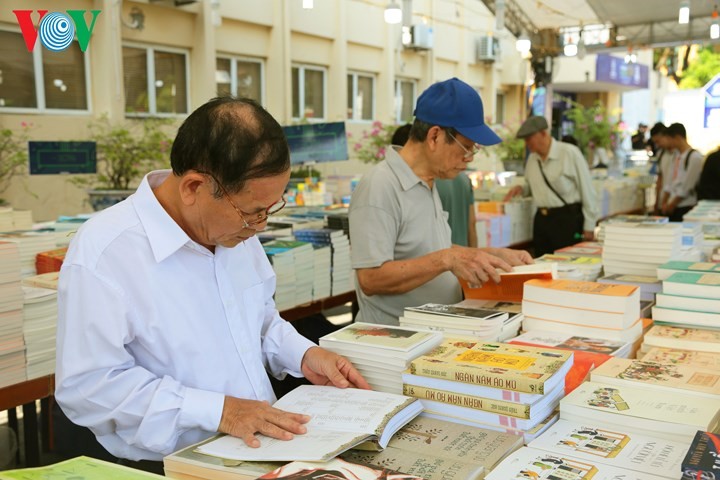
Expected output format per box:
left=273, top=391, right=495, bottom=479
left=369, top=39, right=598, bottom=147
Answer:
left=679, top=47, right=720, bottom=90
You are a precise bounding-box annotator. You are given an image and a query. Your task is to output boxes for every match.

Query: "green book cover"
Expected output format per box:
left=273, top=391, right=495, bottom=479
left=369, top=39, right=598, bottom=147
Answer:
left=666, top=272, right=720, bottom=287
left=660, top=261, right=720, bottom=274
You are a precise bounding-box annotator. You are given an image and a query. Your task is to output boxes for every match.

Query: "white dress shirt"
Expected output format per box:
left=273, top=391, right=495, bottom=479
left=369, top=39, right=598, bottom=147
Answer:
left=56, top=170, right=314, bottom=461
left=521, top=138, right=599, bottom=232
left=663, top=148, right=704, bottom=208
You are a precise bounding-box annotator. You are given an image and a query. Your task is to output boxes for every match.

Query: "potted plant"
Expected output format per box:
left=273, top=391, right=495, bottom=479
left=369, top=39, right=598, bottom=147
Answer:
left=71, top=116, right=173, bottom=210
left=0, top=122, right=31, bottom=206
left=350, top=121, right=397, bottom=164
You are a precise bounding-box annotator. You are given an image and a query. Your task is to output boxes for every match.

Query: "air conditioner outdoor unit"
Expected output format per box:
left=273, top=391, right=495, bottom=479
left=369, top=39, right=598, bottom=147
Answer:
left=476, top=35, right=500, bottom=62
left=407, top=24, right=434, bottom=50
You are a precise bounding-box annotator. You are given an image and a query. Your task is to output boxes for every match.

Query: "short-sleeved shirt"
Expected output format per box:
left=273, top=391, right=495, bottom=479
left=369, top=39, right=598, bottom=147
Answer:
left=349, top=147, right=462, bottom=325
left=435, top=172, right=475, bottom=246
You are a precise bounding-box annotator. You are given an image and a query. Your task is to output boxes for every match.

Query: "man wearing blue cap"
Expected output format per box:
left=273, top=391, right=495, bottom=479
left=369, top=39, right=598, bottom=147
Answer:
left=348, top=78, right=533, bottom=326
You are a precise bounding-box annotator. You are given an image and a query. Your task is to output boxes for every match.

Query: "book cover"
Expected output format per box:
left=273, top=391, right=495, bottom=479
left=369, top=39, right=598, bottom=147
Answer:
left=591, top=358, right=720, bottom=399
left=407, top=338, right=573, bottom=394
left=681, top=431, right=720, bottom=480
left=404, top=304, right=508, bottom=322
left=644, top=325, right=720, bottom=353
left=0, top=456, right=164, bottom=479
left=255, top=458, right=423, bottom=480
left=403, top=384, right=533, bottom=419
left=523, top=279, right=639, bottom=315
left=642, top=347, right=720, bottom=368
left=320, top=322, right=441, bottom=353
left=658, top=261, right=720, bottom=280
left=485, top=446, right=666, bottom=480
left=461, top=264, right=556, bottom=303
left=663, top=272, right=720, bottom=299
left=195, top=386, right=422, bottom=462
left=528, top=419, right=686, bottom=479
left=341, top=415, right=522, bottom=479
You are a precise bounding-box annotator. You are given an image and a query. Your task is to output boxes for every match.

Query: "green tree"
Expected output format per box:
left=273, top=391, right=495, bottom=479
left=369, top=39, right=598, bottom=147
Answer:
left=679, top=47, right=720, bottom=90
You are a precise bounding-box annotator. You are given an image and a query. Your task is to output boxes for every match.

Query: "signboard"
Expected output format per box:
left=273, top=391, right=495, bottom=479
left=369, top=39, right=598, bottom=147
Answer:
left=595, top=54, right=649, bottom=89
left=703, top=73, right=720, bottom=129
left=282, top=122, right=349, bottom=165
left=29, top=141, right=96, bottom=175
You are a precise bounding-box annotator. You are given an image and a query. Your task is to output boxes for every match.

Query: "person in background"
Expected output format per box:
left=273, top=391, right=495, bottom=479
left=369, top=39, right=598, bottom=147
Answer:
left=631, top=123, right=648, bottom=150
left=561, top=135, right=579, bottom=147
left=504, top=116, right=599, bottom=257
left=349, top=78, right=532, bottom=326
left=649, top=123, right=674, bottom=214
left=659, top=122, right=704, bottom=221
left=697, top=147, right=720, bottom=201
left=392, top=124, right=477, bottom=247
left=56, top=97, right=369, bottom=474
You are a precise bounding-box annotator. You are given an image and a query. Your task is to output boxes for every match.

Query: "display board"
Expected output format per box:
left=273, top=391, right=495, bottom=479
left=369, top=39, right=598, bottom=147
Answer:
left=29, top=141, right=96, bottom=175
left=282, top=122, right=349, bottom=165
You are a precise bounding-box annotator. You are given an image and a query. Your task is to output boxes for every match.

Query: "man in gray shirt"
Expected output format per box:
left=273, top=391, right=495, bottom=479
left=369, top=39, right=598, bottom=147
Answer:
left=349, top=78, right=533, bottom=326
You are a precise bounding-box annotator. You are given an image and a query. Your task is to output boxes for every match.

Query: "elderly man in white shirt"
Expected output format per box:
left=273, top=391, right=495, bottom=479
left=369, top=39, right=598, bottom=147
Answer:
left=56, top=97, right=369, bottom=473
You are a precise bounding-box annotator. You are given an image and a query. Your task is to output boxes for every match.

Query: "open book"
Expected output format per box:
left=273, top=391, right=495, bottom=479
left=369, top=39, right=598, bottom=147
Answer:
left=195, top=386, right=422, bottom=462
left=460, top=263, right=556, bottom=303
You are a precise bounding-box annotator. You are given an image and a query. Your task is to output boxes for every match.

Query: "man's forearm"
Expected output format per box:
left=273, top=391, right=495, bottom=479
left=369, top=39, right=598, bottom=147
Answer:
left=356, top=250, right=449, bottom=296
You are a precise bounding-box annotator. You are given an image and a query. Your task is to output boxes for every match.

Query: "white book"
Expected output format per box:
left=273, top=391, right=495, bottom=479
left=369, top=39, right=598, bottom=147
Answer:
left=195, top=385, right=422, bottom=462
left=522, top=316, right=642, bottom=343
left=523, top=279, right=640, bottom=314
left=655, top=293, right=720, bottom=313
left=662, top=272, right=720, bottom=299
left=652, top=306, right=720, bottom=329
left=643, top=325, right=720, bottom=353
left=521, top=298, right=638, bottom=330
left=641, top=347, right=720, bottom=368
left=486, top=446, right=667, bottom=480
left=319, top=322, right=442, bottom=360
left=528, top=419, right=687, bottom=479
left=559, top=381, right=720, bottom=444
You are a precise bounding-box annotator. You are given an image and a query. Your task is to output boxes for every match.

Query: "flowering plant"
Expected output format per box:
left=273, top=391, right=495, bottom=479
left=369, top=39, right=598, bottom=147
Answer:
left=563, top=100, right=622, bottom=156
left=350, top=121, right=397, bottom=163
left=0, top=122, right=31, bottom=204
left=491, top=123, right=525, bottom=162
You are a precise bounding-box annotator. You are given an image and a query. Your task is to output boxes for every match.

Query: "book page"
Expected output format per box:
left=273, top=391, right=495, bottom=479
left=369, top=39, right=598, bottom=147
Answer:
left=0, top=456, right=163, bottom=479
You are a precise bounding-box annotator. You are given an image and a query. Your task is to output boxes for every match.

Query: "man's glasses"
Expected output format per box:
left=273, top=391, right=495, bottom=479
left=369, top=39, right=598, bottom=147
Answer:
left=446, top=130, right=480, bottom=159
left=201, top=172, right=286, bottom=228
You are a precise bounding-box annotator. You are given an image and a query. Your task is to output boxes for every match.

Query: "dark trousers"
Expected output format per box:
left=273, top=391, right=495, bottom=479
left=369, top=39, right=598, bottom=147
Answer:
left=669, top=205, right=693, bottom=222
left=533, top=203, right=584, bottom=257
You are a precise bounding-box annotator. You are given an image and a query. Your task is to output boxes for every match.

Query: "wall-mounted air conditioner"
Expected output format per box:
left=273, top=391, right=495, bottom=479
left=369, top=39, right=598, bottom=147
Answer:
left=406, top=24, right=434, bottom=50
left=476, top=35, right=500, bottom=62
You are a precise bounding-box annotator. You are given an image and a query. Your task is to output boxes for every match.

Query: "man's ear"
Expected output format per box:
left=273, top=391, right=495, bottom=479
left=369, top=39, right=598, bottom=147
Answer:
left=427, top=126, right=444, bottom=152
left=178, top=171, right=207, bottom=206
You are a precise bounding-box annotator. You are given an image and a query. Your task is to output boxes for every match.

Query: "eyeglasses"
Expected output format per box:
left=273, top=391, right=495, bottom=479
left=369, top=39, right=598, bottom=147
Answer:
left=446, top=130, right=480, bottom=159
left=201, top=172, right=286, bottom=228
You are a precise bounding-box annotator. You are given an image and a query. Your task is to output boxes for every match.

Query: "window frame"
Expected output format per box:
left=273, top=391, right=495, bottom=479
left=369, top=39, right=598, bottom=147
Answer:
left=347, top=71, right=375, bottom=123
left=291, top=64, right=327, bottom=122
left=394, top=78, right=417, bottom=124
left=215, top=54, right=265, bottom=105
left=0, top=26, right=92, bottom=115
left=123, top=42, right=191, bottom=118
left=495, top=91, right=505, bottom=125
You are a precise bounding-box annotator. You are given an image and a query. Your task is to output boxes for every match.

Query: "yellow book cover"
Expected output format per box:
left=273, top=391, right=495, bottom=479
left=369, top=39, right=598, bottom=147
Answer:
left=407, top=339, right=572, bottom=394
left=403, top=384, right=532, bottom=419
left=525, top=279, right=637, bottom=297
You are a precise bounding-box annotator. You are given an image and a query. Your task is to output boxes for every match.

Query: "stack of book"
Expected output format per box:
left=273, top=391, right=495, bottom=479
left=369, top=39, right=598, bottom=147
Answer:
left=526, top=419, right=688, bottom=479
left=0, top=231, right=57, bottom=277
left=340, top=415, right=523, bottom=480
left=326, top=212, right=349, bottom=237
left=310, top=245, right=331, bottom=300
left=293, top=228, right=352, bottom=296
left=35, top=247, right=68, bottom=274
left=684, top=200, right=720, bottom=222
left=595, top=214, right=669, bottom=242
left=0, top=207, right=13, bottom=231
left=681, top=431, right=720, bottom=480
left=508, top=330, right=631, bottom=394
left=399, top=303, right=509, bottom=340
left=652, top=272, right=720, bottom=330
left=319, top=322, right=442, bottom=394
left=0, top=241, right=26, bottom=388
left=602, top=223, right=683, bottom=277
left=598, top=273, right=661, bottom=302
left=21, top=271, right=60, bottom=290
left=640, top=325, right=720, bottom=354
left=534, top=254, right=602, bottom=281
left=554, top=241, right=603, bottom=257
left=263, top=242, right=297, bottom=310
left=486, top=445, right=669, bottom=480
left=12, top=209, right=33, bottom=231
left=402, top=338, right=573, bottom=442
left=559, top=381, right=720, bottom=444
left=657, top=260, right=720, bottom=280
left=454, top=299, right=525, bottom=341
left=521, top=279, right=643, bottom=344
left=21, top=285, right=58, bottom=379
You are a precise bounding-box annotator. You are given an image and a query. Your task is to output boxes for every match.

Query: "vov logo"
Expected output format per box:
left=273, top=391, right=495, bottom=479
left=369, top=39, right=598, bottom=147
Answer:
left=12, top=10, right=101, bottom=53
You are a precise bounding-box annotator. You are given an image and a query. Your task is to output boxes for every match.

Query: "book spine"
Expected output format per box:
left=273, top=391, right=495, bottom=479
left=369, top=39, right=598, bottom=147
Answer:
left=408, top=360, right=544, bottom=394
left=402, top=384, right=531, bottom=419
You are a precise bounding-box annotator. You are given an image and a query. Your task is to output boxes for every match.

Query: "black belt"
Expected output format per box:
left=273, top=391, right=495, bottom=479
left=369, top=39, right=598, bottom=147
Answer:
left=537, top=203, right=581, bottom=216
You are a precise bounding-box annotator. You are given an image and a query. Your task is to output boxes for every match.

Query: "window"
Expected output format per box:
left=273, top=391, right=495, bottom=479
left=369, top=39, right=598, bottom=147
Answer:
left=495, top=92, right=505, bottom=124
left=291, top=65, right=326, bottom=120
left=216, top=57, right=264, bottom=104
left=123, top=45, right=189, bottom=116
left=394, top=79, right=416, bottom=124
left=347, top=72, right=374, bottom=121
left=0, top=29, right=89, bottom=112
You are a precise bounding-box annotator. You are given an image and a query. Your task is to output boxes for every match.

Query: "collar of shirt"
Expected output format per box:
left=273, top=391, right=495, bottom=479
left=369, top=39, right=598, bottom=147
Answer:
left=133, top=169, right=195, bottom=263
left=385, top=146, right=425, bottom=191
left=528, top=138, right=561, bottom=165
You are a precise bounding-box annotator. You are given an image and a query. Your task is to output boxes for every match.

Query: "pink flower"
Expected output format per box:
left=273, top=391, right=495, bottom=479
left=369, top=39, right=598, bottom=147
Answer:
left=378, top=147, right=386, bottom=156
left=375, top=152, right=384, bottom=159
left=347, top=132, right=353, bottom=138
left=21, top=122, right=27, bottom=127
left=371, top=128, right=380, bottom=136
left=372, top=121, right=382, bottom=128
left=354, top=143, right=362, bottom=151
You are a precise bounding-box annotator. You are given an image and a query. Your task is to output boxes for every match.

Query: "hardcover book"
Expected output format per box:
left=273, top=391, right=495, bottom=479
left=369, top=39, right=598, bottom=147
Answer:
left=485, top=446, right=666, bottom=480
left=407, top=338, right=573, bottom=394
left=591, top=357, right=720, bottom=399
left=194, top=386, right=422, bottom=462
left=340, top=415, right=523, bottom=480
left=528, top=419, right=687, bottom=479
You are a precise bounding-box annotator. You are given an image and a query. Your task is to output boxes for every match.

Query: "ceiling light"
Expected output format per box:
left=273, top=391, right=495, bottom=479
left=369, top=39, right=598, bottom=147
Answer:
left=564, top=41, right=577, bottom=57
left=712, top=7, right=719, bottom=40
left=678, top=0, right=690, bottom=24
left=302, top=0, right=313, bottom=8
left=384, top=1, right=402, bottom=24
left=516, top=31, right=531, bottom=54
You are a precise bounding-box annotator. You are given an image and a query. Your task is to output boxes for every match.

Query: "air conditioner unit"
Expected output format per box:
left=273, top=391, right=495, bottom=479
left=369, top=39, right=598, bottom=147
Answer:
left=476, top=35, right=500, bottom=62
left=407, top=24, right=434, bottom=50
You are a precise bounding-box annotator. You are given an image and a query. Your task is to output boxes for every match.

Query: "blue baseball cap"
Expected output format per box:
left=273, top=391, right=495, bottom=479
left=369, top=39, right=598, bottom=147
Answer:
left=413, top=77, right=501, bottom=146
